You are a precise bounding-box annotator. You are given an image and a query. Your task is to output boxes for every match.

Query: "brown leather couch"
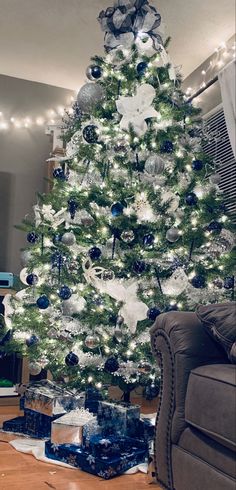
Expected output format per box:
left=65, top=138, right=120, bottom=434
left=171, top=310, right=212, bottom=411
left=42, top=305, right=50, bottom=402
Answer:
left=150, top=311, right=236, bottom=490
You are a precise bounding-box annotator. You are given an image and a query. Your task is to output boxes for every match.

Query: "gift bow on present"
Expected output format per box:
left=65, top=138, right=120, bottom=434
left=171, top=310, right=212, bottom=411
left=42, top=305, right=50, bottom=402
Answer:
left=83, top=259, right=148, bottom=333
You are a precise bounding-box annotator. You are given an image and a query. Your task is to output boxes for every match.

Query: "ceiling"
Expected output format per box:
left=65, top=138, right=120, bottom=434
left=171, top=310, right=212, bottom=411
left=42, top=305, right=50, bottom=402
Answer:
left=0, top=0, right=235, bottom=91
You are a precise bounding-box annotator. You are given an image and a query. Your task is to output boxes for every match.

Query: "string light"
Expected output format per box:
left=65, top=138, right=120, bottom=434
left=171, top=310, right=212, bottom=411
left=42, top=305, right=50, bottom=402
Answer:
left=0, top=101, right=73, bottom=131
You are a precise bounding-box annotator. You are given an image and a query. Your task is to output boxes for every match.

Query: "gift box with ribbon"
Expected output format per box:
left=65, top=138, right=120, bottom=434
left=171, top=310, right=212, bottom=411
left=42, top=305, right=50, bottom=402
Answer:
left=82, top=433, right=147, bottom=459
left=24, top=408, right=61, bottom=439
left=97, top=400, right=140, bottom=436
left=51, top=409, right=96, bottom=445
left=24, top=380, right=85, bottom=417
left=45, top=439, right=148, bottom=479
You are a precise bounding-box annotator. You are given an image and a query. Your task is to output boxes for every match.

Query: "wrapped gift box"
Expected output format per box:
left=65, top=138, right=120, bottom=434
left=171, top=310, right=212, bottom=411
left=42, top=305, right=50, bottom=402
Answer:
left=97, top=401, right=140, bottom=436
left=3, top=416, right=26, bottom=434
left=85, top=387, right=104, bottom=414
left=25, top=408, right=61, bottom=438
left=134, top=417, right=155, bottom=442
left=24, top=380, right=85, bottom=416
left=45, top=439, right=147, bottom=479
left=83, top=434, right=147, bottom=458
left=51, top=409, right=96, bottom=445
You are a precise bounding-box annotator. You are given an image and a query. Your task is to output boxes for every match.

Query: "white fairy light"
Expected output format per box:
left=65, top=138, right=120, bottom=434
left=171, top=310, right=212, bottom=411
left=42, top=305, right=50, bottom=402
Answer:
left=88, top=376, right=93, bottom=383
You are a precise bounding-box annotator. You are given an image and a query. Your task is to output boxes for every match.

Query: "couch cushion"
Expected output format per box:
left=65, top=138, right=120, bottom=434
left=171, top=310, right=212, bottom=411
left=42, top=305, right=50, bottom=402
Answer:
left=196, top=302, right=236, bottom=363
left=185, top=364, right=236, bottom=452
left=179, top=427, right=236, bottom=479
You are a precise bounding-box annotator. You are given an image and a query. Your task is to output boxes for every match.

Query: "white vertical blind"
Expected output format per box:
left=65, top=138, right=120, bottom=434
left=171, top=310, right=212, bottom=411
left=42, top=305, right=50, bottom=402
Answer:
left=203, top=106, right=236, bottom=223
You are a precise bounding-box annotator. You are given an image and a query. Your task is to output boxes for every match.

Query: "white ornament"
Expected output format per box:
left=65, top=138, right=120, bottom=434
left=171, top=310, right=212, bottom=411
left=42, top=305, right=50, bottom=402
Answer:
left=34, top=204, right=66, bottom=229
left=20, top=250, right=32, bottom=267
left=161, top=190, right=180, bottom=214
left=66, top=131, right=80, bottom=158
left=2, top=294, right=14, bottom=328
left=133, top=193, right=156, bottom=223
left=135, top=34, right=156, bottom=57
left=116, top=84, right=159, bottom=136
left=162, top=268, right=189, bottom=296
left=62, top=295, right=86, bottom=315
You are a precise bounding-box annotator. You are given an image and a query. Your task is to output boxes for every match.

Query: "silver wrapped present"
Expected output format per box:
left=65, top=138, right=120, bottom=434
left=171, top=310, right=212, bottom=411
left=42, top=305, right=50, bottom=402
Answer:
left=24, top=380, right=85, bottom=416
left=51, top=408, right=96, bottom=445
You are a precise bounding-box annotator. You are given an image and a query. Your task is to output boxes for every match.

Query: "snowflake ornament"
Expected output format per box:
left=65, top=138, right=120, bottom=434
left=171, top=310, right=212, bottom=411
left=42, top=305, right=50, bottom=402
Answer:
left=116, top=84, right=159, bottom=136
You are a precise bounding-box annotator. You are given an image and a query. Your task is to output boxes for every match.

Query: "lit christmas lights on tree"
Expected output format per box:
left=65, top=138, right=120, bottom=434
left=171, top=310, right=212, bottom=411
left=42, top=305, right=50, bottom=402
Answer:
left=1, top=0, right=235, bottom=398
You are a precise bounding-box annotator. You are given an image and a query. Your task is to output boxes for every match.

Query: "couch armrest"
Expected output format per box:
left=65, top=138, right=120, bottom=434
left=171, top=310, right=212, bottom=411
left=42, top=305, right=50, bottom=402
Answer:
left=150, top=311, right=228, bottom=489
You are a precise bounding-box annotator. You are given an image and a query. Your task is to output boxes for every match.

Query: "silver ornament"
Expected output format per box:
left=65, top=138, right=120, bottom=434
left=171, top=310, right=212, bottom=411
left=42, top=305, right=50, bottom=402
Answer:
left=61, top=232, right=76, bottom=246
left=20, top=250, right=32, bottom=267
left=77, top=83, right=105, bottom=113
left=116, top=315, right=124, bottom=326
left=114, top=328, right=123, bottom=342
left=80, top=210, right=95, bottom=227
left=102, top=269, right=115, bottom=281
left=29, top=362, right=42, bottom=376
left=84, top=335, right=100, bottom=349
left=62, top=298, right=85, bottom=315
left=145, top=155, right=165, bottom=175
left=166, top=228, right=180, bottom=243
left=121, top=230, right=135, bottom=243
left=209, top=173, right=221, bottom=185
left=138, top=360, right=152, bottom=374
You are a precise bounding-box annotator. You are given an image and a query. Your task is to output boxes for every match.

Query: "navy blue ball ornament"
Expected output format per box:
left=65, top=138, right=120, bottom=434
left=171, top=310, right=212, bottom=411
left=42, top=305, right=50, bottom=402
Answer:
left=86, top=65, right=103, bottom=80
left=83, top=125, right=99, bottom=143
left=26, top=274, right=38, bottom=286
left=104, top=357, right=119, bottom=373
left=191, top=275, right=206, bottom=289
left=207, top=221, right=223, bottom=234
left=137, top=61, right=148, bottom=75
left=144, top=383, right=160, bottom=400
left=58, top=285, right=72, bottom=300
left=89, top=246, right=102, bottom=261
left=224, top=277, right=234, bottom=289
left=26, top=334, right=39, bottom=347
left=65, top=351, right=79, bottom=367
left=36, top=295, right=50, bottom=309
left=185, top=192, right=198, bottom=206
left=160, top=140, right=174, bottom=154
left=53, top=168, right=66, bottom=180
left=67, top=198, right=78, bottom=219
left=143, top=233, right=155, bottom=247
left=133, top=260, right=146, bottom=274
left=192, top=159, right=203, bottom=171
left=27, top=232, right=39, bottom=244
left=147, top=307, right=161, bottom=321
left=111, top=202, right=124, bottom=217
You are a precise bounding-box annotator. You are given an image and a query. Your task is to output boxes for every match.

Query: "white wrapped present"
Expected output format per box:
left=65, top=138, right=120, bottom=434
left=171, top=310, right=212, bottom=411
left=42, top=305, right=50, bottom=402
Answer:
left=51, top=408, right=96, bottom=445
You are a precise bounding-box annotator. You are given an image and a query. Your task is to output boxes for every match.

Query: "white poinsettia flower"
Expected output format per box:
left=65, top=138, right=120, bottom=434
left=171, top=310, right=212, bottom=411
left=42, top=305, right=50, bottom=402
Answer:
left=116, top=84, right=159, bottom=136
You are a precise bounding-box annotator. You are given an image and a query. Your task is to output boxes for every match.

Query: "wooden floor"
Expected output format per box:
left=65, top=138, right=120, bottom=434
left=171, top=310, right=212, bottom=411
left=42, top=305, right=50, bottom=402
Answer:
left=0, top=401, right=161, bottom=490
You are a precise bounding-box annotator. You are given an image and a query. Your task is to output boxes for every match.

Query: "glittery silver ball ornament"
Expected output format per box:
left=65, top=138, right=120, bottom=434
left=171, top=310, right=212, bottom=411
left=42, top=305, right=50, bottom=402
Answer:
left=116, top=315, right=124, bottom=326
left=166, top=228, right=180, bottom=243
left=84, top=335, right=100, bottom=349
left=29, top=362, right=42, bottom=376
left=138, top=360, right=152, bottom=374
left=114, top=328, right=123, bottom=342
left=80, top=211, right=95, bottom=227
left=61, top=232, right=76, bottom=246
left=209, top=173, right=221, bottom=185
left=102, top=269, right=115, bottom=281
left=145, top=155, right=165, bottom=175
left=121, top=230, right=135, bottom=243
left=77, top=83, right=105, bottom=113
left=20, top=249, right=32, bottom=267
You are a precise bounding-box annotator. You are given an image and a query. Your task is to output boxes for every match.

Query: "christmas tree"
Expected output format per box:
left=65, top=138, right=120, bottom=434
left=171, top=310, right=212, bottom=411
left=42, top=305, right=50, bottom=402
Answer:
left=2, top=0, right=235, bottom=399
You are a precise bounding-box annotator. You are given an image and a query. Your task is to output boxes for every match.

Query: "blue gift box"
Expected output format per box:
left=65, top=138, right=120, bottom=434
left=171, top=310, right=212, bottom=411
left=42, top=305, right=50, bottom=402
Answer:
left=3, top=416, right=26, bottom=434
left=45, top=440, right=147, bottom=479
left=24, top=408, right=62, bottom=438
left=97, top=401, right=140, bottom=437
left=85, top=387, right=104, bottom=414
left=83, top=434, right=148, bottom=458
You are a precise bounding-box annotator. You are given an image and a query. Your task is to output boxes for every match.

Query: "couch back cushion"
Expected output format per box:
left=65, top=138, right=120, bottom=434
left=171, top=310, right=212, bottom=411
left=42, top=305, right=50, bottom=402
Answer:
left=196, top=302, right=236, bottom=363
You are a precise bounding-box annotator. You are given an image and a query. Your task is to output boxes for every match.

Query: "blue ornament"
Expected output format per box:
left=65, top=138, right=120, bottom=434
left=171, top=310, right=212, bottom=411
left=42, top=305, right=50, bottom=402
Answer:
left=192, top=159, right=203, bottom=170
left=67, top=198, right=78, bottom=219
left=224, top=277, right=234, bottom=289
left=37, top=295, right=50, bottom=309
left=143, top=233, right=155, bottom=247
left=26, top=334, right=39, bottom=347
left=26, top=274, right=38, bottom=286
left=188, top=129, right=196, bottom=138
left=137, top=61, right=148, bottom=75
left=51, top=251, right=67, bottom=268
left=53, top=234, right=62, bottom=245
left=133, top=260, right=146, bottom=274
left=207, top=221, right=222, bottom=234
left=144, top=383, right=160, bottom=400
left=86, top=65, right=103, bottom=80
left=27, top=232, right=39, bottom=244
left=104, top=357, right=119, bottom=373
left=58, top=285, right=72, bottom=300
left=53, top=168, right=66, bottom=180
left=160, top=140, right=174, bottom=154
left=111, top=202, right=124, bottom=217
left=89, top=246, right=102, bottom=260
left=147, top=307, right=161, bottom=321
left=185, top=192, right=198, bottom=206
left=191, top=275, right=206, bottom=289
left=83, top=125, right=99, bottom=143
left=65, top=351, right=79, bottom=367
left=165, top=304, right=178, bottom=312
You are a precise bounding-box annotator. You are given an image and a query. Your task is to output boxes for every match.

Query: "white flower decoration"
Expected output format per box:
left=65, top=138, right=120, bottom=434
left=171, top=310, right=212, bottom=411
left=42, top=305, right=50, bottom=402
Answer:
left=116, top=84, right=159, bottom=136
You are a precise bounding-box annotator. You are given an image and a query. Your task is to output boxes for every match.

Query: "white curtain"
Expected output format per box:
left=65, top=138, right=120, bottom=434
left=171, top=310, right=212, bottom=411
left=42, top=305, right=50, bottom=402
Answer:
left=218, top=61, right=236, bottom=157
